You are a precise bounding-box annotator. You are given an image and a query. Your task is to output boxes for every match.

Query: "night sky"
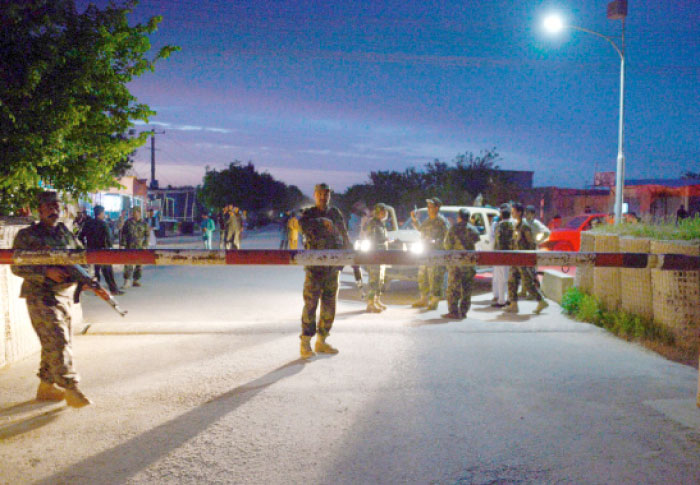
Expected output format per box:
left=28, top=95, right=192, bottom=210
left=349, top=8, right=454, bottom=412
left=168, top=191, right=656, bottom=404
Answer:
left=76, top=0, right=699, bottom=195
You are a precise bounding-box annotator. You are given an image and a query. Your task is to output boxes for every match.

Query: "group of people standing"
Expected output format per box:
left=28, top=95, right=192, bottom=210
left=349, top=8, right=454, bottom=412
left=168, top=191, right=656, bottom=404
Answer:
left=491, top=203, right=549, bottom=314
left=211, top=205, right=244, bottom=250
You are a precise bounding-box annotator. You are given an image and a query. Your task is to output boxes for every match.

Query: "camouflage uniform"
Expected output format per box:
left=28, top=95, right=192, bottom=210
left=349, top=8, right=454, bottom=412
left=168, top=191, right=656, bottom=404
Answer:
left=508, top=219, right=544, bottom=302
left=120, top=217, right=149, bottom=283
left=417, top=215, right=449, bottom=298
left=444, top=220, right=480, bottom=315
left=363, top=215, right=389, bottom=300
left=299, top=205, right=350, bottom=337
left=11, top=222, right=82, bottom=389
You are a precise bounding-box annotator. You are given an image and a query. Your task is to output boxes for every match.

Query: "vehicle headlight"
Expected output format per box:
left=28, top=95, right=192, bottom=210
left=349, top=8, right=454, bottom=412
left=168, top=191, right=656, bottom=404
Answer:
left=355, top=239, right=371, bottom=252
left=409, top=241, right=424, bottom=254
left=536, top=233, right=546, bottom=242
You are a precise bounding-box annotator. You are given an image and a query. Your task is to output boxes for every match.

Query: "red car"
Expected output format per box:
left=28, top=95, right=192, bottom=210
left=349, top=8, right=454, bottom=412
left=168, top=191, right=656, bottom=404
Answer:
left=540, top=213, right=608, bottom=252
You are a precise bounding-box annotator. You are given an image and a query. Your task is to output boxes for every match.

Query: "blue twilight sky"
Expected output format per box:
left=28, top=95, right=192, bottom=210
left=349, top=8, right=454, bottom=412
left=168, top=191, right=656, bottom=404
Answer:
left=77, top=0, right=698, bottom=195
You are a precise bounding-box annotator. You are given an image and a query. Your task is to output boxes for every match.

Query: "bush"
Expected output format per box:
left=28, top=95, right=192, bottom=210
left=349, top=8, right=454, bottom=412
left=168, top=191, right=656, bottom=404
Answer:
left=561, top=287, right=676, bottom=346
left=591, top=214, right=700, bottom=241
left=560, top=286, right=583, bottom=316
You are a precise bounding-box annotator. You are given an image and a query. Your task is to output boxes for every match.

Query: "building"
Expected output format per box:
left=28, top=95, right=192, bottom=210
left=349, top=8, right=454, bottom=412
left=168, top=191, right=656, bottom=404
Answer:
left=518, top=187, right=611, bottom=224
left=620, top=178, right=700, bottom=219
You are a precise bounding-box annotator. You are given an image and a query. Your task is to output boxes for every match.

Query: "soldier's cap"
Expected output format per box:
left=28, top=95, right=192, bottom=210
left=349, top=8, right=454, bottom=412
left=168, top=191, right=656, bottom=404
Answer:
left=37, top=191, right=59, bottom=206
left=314, top=183, right=331, bottom=192
left=499, top=203, right=511, bottom=211
left=373, top=202, right=387, bottom=213
left=425, top=197, right=443, bottom=207
left=525, top=205, right=536, bottom=213
left=458, top=208, right=470, bottom=220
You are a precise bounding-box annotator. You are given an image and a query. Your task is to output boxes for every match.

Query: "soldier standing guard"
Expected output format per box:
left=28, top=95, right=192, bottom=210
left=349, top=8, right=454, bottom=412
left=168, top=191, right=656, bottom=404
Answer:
left=298, top=183, right=350, bottom=359
left=363, top=203, right=390, bottom=313
left=442, top=208, right=481, bottom=319
left=11, top=191, right=92, bottom=407
left=120, top=206, right=149, bottom=288
left=410, top=197, right=449, bottom=310
left=492, top=204, right=513, bottom=308
left=505, top=203, right=549, bottom=314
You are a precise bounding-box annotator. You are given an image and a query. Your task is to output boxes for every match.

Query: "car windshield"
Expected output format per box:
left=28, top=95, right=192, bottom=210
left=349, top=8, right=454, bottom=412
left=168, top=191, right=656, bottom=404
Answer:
left=563, top=216, right=588, bottom=229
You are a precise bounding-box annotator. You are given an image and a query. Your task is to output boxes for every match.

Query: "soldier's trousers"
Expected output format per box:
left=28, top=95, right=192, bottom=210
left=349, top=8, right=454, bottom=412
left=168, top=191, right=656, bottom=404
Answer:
left=26, top=294, right=79, bottom=389
left=446, top=266, right=476, bottom=315
left=367, top=265, right=385, bottom=300
left=301, top=267, right=340, bottom=337
left=95, top=265, right=118, bottom=293
left=418, top=265, right=446, bottom=298
left=123, top=264, right=142, bottom=282
left=508, top=267, right=544, bottom=302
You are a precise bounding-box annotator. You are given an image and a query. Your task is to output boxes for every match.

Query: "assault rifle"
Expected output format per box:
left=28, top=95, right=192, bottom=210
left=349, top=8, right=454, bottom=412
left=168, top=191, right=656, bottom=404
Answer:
left=69, top=263, right=127, bottom=318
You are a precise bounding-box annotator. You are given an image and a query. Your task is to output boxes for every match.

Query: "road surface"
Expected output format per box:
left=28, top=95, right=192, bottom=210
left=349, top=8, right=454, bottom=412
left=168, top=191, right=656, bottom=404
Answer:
left=1, top=228, right=698, bottom=484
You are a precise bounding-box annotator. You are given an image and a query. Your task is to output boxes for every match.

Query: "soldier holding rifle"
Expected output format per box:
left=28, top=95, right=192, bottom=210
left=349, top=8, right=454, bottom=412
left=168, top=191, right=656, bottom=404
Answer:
left=11, top=191, right=93, bottom=407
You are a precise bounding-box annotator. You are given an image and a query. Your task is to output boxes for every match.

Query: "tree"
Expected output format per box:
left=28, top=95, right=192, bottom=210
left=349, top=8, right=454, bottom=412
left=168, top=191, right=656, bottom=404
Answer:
left=0, top=0, right=178, bottom=213
left=681, top=171, right=700, bottom=180
left=198, top=161, right=310, bottom=214
left=337, top=149, right=519, bottom=219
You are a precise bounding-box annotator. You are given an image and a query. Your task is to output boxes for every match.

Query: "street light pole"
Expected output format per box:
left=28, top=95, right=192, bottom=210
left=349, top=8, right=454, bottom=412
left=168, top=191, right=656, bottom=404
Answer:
left=543, top=9, right=627, bottom=224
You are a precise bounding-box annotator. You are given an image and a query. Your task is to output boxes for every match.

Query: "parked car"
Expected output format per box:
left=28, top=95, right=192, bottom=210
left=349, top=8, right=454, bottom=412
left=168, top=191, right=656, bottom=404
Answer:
left=353, top=205, right=498, bottom=282
left=539, top=213, right=608, bottom=252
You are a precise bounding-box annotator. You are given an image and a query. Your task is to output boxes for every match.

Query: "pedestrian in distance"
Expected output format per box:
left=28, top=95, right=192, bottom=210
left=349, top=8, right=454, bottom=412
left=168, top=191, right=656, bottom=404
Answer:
left=676, top=204, right=689, bottom=224
left=78, top=205, right=123, bottom=295
left=120, top=206, right=149, bottom=288
left=11, top=191, right=92, bottom=407
left=442, top=208, right=480, bottom=319
left=287, top=211, right=301, bottom=249
left=491, top=204, right=513, bottom=308
left=224, top=204, right=242, bottom=249
left=279, top=211, right=290, bottom=249
left=298, top=183, right=350, bottom=359
left=410, top=197, right=449, bottom=311
left=363, top=203, right=391, bottom=313
left=505, top=203, right=548, bottom=315
left=200, top=213, right=215, bottom=249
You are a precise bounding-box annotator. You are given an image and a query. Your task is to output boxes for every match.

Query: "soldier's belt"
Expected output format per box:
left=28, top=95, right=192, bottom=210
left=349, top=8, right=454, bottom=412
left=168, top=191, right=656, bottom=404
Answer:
left=1, top=249, right=698, bottom=271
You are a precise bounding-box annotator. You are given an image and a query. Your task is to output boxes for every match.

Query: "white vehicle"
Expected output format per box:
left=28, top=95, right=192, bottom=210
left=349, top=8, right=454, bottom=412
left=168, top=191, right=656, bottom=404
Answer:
left=354, top=205, right=499, bottom=282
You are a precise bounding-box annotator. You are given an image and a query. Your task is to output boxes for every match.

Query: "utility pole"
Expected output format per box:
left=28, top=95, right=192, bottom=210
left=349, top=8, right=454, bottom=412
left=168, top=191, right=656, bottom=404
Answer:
left=149, top=130, right=165, bottom=189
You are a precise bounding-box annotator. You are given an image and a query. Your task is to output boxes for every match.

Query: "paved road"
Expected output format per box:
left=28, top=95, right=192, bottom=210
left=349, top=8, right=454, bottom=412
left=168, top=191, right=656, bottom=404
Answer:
left=1, top=230, right=698, bottom=484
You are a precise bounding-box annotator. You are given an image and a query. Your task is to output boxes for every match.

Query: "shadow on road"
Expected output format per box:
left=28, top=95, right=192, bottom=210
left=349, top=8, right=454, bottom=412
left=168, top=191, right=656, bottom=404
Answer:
left=36, top=359, right=306, bottom=484
left=0, top=402, right=65, bottom=439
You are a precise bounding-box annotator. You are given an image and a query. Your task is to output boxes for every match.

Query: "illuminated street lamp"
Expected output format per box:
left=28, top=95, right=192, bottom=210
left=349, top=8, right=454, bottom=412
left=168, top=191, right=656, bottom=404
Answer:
left=543, top=1, right=628, bottom=224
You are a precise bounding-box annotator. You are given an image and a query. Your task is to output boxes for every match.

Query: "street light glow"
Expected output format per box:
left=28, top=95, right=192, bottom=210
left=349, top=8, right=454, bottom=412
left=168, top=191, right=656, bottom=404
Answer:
left=543, top=14, right=565, bottom=34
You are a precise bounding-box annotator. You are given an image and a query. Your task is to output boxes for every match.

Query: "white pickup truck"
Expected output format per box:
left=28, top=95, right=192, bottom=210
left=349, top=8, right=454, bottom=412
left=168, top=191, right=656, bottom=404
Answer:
left=354, top=205, right=499, bottom=283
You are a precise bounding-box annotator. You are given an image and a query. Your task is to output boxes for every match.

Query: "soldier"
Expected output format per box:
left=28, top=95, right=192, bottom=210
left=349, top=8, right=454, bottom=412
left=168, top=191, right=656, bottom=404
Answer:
left=410, top=197, right=449, bottom=310
left=79, top=205, right=123, bottom=295
left=442, top=208, right=481, bottom=319
left=224, top=205, right=242, bottom=250
left=363, top=203, right=390, bottom=313
left=505, top=203, right=548, bottom=314
left=11, top=191, right=92, bottom=407
left=520, top=205, right=550, bottom=299
left=298, top=183, right=350, bottom=359
left=492, top=204, right=513, bottom=308
left=120, top=206, right=149, bottom=288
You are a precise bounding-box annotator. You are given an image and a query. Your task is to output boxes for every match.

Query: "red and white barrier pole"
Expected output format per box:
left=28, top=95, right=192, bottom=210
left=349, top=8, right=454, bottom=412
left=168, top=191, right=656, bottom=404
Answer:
left=0, top=249, right=697, bottom=270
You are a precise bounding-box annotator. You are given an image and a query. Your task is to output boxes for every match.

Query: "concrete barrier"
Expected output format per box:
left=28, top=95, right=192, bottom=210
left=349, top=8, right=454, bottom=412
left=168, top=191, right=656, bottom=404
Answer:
left=574, top=232, right=595, bottom=293
left=541, top=269, right=574, bottom=304
left=593, top=233, right=621, bottom=311
left=619, top=237, right=653, bottom=321
left=651, top=240, right=700, bottom=349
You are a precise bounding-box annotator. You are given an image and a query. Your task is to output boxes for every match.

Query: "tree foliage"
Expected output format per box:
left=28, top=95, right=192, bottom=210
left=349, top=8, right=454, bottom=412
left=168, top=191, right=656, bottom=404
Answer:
left=198, top=161, right=310, bottom=213
left=0, top=0, right=178, bottom=213
left=335, top=149, right=519, bottom=218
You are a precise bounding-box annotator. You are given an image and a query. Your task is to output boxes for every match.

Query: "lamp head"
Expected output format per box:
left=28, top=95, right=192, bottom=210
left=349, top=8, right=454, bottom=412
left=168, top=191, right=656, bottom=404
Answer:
left=543, top=14, right=565, bottom=34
